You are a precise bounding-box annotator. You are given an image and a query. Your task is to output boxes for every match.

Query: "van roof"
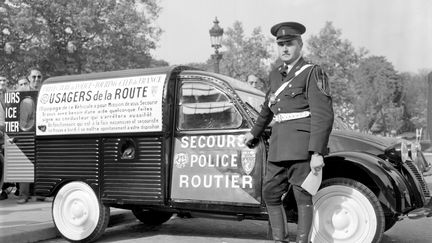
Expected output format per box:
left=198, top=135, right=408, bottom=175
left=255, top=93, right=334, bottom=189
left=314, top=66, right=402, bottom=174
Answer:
left=42, top=66, right=192, bottom=84
left=42, top=66, right=265, bottom=97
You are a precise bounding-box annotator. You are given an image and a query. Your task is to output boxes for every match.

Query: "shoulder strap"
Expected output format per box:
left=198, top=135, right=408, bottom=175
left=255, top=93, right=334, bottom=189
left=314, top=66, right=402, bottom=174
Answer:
left=274, top=64, right=313, bottom=97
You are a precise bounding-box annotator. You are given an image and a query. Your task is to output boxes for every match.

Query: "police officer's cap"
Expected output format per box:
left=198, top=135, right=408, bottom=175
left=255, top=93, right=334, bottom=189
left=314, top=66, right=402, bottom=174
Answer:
left=271, top=22, right=306, bottom=42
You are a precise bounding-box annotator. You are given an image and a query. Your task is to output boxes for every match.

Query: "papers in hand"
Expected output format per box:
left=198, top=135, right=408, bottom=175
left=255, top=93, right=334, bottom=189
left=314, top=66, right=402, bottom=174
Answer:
left=301, top=170, right=322, bottom=195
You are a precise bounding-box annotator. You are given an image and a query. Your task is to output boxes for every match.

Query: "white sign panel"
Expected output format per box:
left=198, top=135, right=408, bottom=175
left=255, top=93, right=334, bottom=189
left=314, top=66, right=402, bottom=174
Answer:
left=36, top=74, right=166, bottom=135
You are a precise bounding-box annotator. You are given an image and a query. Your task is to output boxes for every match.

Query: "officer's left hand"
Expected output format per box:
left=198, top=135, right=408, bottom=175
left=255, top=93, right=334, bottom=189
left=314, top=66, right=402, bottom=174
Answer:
left=310, top=153, right=324, bottom=175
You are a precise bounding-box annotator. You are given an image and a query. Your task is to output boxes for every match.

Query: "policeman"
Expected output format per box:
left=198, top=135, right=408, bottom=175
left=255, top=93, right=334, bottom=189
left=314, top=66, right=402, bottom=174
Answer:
left=243, top=22, right=334, bottom=243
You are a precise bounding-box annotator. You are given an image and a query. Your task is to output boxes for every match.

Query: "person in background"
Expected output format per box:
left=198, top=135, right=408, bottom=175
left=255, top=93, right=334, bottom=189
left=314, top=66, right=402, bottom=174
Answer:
left=0, top=75, right=8, bottom=200
left=247, top=74, right=259, bottom=88
left=16, top=71, right=43, bottom=204
left=17, top=76, right=31, bottom=91
left=15, top=76, right=33, bottom=204
left=28, top=69, right=43, bottom=90
left=243, top=21, right=334, bottom=243
left=0, top=75, right=7, bottom=130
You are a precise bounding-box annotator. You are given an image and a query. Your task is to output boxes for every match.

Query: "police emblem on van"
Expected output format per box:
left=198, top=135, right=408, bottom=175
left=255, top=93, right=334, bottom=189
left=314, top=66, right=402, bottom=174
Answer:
left=241, top=150, right=256, bottom=175
left=174, top=153, right=189, bottom=169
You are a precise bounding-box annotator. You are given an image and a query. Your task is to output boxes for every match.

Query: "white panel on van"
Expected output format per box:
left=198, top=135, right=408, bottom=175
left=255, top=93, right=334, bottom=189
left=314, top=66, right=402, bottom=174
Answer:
left=36, top=74, right=166, bottom=136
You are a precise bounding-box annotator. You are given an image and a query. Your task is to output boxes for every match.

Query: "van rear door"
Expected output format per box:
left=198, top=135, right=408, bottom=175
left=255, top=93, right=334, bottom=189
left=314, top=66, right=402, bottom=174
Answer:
left=4, top=91, right=38, bottom=182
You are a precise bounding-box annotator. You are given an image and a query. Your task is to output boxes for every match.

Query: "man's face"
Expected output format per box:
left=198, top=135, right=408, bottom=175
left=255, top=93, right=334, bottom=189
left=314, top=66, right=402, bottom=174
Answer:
left=0, top=76, right=7, bottom=91
left=277, top=38, right=302, bottom=64
left=29, top=70, right=42, bottom=90
left=17, top=78, right=30, bottom=91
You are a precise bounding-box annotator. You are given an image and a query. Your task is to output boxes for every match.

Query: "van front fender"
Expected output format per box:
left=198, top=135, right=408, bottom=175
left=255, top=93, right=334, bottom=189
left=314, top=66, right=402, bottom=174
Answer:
left=324, top=151, right=410, bottom=214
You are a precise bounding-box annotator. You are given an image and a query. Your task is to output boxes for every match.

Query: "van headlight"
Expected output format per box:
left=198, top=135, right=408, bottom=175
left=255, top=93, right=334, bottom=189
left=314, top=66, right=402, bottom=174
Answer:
left=401, top=141, right=409, bottom=162
left=410, top=143, right=418, bottom=162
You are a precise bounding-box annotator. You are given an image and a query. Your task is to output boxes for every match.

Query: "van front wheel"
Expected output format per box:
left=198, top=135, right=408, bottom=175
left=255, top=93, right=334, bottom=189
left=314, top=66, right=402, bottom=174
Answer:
left=311, top=178, right=385, bottom=243
left=52, top=181, right=109, bottom=243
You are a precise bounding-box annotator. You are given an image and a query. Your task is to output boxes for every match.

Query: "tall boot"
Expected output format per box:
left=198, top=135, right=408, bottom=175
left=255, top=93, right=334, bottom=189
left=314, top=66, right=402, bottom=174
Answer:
left=267, top=205, right=289, bottom=242
left=296, top=204, right=313, bottom=243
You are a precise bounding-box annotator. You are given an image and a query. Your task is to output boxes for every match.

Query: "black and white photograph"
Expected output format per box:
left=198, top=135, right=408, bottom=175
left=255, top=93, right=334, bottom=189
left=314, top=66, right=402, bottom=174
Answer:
left=1, top=0, right=431, bottom=243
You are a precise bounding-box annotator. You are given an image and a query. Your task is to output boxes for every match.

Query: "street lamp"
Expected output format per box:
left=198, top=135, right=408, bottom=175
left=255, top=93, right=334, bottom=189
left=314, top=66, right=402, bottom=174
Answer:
left=209, top=17, right=223, bottom=73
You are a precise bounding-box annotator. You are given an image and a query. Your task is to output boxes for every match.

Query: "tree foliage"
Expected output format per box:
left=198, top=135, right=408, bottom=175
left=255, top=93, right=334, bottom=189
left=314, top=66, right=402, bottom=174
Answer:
left=0, top=0, right=162, bottom=86
left=218, top=21, right=272, bottom=90
left=352, top=56, right=404, bottom=133
left=306, top=22, right=367, bottom=106
left=400, top=71, right=429, bottom=131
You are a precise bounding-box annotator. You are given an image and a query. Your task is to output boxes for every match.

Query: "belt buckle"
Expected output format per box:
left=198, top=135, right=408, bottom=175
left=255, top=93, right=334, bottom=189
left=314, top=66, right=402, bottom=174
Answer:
left=274, top=114, right=281, bottom=123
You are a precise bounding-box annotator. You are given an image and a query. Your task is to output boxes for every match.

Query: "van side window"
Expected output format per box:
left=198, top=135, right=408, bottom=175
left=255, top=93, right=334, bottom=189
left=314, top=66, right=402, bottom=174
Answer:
left=178, top=82, right=242, bottom=130
left=19, top=97, right=36, bottom=131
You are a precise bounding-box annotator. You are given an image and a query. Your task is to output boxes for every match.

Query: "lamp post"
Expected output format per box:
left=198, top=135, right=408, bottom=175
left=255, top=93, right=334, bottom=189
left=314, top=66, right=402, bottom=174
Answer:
left=209, top=17, right=223, bottom=73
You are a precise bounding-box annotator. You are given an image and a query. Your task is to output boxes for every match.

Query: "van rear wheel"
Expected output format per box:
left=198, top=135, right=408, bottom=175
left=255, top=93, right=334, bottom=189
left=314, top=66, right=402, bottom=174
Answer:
left=53, top=181, right=109, bottom=243
left=311, top=178, right=385, bottom=243
left=132, top=209, right=173, bottom=226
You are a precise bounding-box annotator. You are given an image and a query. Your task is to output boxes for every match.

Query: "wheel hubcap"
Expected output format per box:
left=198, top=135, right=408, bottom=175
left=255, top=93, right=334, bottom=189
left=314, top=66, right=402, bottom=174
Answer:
left=70, top=200, right=88, bottom=226
left=312, top=184, right=377, bottom=243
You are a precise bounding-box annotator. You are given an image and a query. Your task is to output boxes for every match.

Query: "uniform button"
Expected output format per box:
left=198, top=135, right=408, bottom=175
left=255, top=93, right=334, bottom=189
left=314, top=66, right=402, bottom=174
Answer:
left=292, top=92, right=295, bottom=95
left=278, top=108, right=281, bottom=111
left=288, top=84, right=292, bottom=87
left=277, top=98, right=281, bottom=102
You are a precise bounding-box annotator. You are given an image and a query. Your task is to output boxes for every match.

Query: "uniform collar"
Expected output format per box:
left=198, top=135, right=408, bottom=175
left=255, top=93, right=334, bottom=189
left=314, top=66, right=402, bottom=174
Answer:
left=283, top=54, right=302, bottom=71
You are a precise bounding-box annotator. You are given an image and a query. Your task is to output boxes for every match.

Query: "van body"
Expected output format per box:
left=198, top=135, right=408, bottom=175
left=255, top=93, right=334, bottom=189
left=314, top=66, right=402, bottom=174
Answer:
left=3, top=66, right=430, bottom=243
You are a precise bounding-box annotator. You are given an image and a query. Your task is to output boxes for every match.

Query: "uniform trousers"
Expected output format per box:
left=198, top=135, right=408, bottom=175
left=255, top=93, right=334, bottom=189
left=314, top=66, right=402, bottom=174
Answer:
left=263, top=159, right=312, bottom=205
left=263, top=159, right=313, bottom=243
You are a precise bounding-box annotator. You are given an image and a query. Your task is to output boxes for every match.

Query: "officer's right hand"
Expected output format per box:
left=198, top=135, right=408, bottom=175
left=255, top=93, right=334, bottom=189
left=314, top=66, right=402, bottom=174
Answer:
left=242, top=132, right=255, bottom=146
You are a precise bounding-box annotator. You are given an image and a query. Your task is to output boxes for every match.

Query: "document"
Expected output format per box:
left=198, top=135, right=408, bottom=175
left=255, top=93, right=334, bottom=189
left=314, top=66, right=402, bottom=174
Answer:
left=301, top=170, right=322, bottom=195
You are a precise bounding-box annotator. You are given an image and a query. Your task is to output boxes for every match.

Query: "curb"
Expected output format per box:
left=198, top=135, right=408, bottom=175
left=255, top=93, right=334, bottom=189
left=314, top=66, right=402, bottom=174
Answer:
left=0, top=209, right=135, bottom=243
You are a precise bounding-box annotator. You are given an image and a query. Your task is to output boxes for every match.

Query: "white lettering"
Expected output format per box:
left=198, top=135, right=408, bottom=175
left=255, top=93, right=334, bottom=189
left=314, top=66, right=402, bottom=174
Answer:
left=190, top=136, right=197, bottom=148
left=179, top=135, right=244, bottom=149
left=207, top=136, right=215, bottom=147
left=179, top=175, right=189, bottom=188
left=188, top=153, right=239, bottom=168
left=5, top=121, right=19, bottom=132
left=231, top=174, right=240, bottom=188
left=191, top=175, right=201, bottom=187
left=227, top=135, right=235, bottom=148
left=181, top=136, right=189, bottom=148
left=243, top=175, right=253, bottom=188
left=198, top=136, right=206, bottom=148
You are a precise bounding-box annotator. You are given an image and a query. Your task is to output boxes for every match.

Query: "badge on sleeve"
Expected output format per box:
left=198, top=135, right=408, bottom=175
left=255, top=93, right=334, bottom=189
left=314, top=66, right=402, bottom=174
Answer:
left=316, top=68, right=331, bottom=96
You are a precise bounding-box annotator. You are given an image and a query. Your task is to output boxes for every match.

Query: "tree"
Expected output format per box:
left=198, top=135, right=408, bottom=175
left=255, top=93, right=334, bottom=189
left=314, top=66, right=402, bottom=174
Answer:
left=305, top=22, right=367, bottom=129
left=399, top=70, right=429, bottom=132
left=218, top=21, right=273, bottom=91
left=352, top=56, right=403, bottom=133
left=0, top=0, right=162, bottom=85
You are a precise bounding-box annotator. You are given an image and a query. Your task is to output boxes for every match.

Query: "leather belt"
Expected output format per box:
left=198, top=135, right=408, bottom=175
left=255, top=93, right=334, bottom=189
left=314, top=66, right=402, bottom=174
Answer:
left=274, top=111, right=311, bottom=122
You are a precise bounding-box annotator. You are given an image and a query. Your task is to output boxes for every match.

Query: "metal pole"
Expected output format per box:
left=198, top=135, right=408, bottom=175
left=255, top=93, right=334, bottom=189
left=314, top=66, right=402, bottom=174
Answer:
left=212, top=51, right=221, bottom=73
left=427, top=72, right=432, bottom=140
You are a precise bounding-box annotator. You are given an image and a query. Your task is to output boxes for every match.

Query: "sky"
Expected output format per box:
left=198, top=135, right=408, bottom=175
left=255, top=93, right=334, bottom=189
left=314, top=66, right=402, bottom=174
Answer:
left=151, top=0, right=432, bottom=73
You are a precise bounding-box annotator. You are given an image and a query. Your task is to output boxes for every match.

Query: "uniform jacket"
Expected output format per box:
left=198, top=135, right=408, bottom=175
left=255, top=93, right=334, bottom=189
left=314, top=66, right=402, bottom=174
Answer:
left=251, top=57, right=334, bottom=162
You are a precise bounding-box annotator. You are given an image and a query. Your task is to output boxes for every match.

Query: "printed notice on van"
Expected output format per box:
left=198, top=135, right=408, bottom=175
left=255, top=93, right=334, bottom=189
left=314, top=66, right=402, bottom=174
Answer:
left=36, top=74, right=166, bottom=135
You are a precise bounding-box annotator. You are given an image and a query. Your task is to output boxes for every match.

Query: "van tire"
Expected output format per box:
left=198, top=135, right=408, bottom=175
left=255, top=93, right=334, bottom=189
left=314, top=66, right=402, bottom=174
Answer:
left=52, top=181, right=109, bottom=243
left=132, top=209, right=173, bottom=226
left=310, top=178, right=385, bottom=243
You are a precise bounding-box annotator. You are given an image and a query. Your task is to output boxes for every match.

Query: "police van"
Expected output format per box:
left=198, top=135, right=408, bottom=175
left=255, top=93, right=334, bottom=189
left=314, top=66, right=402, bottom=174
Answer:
left=3, top=66, right=430, bottom=243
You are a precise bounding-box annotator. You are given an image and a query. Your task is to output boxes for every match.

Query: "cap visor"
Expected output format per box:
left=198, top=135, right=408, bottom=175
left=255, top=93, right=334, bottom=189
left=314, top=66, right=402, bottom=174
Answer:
left=276, top=36, right=298, bottom=42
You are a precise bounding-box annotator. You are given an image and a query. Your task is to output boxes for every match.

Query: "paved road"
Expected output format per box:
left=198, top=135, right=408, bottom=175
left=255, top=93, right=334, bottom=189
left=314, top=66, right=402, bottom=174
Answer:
left=40, top=213, right=432, bottom=243
left=41, top=175, right=432, bottom=243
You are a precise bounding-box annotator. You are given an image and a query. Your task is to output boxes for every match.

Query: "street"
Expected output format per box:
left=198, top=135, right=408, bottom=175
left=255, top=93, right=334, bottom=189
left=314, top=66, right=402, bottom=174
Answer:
left=40, top=213, right=432, bottom=243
